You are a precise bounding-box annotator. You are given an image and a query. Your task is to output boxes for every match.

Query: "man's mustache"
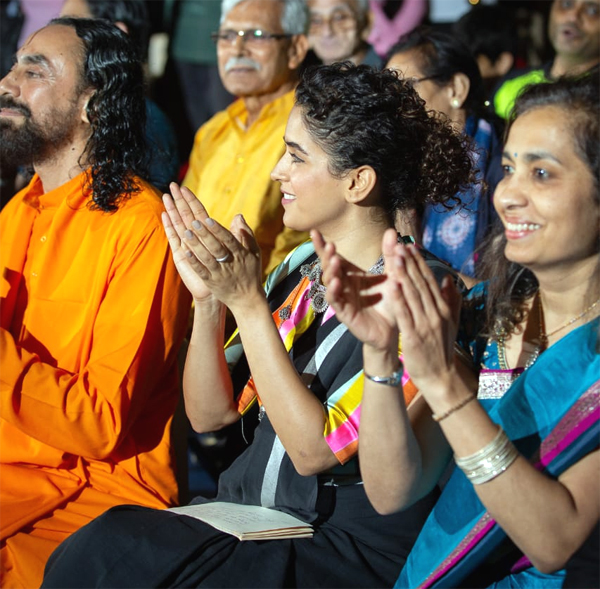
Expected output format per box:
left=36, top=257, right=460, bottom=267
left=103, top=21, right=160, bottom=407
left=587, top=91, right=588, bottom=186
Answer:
left=0, top=96, right=31, bottom=117
left=224, top=57, right=261, bottom=72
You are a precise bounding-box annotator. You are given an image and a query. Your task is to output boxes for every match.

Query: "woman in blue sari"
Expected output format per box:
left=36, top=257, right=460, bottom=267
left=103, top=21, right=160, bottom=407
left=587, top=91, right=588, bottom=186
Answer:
left=317, top=74, right=599, bottom=587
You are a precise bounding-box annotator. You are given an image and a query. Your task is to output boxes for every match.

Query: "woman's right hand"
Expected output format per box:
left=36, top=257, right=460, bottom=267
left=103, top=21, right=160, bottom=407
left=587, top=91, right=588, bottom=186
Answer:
left=161, top=183, right=214, bottom=303
left=313, top=229, right=399, bottom=353
left=386, top=242, right=462, bottom=395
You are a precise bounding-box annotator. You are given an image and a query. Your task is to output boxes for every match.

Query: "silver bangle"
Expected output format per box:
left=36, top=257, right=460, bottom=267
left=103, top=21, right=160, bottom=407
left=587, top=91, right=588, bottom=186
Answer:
left=364, top=362, right=404, bottom=387
left=454, top=426, right=519, bottom=485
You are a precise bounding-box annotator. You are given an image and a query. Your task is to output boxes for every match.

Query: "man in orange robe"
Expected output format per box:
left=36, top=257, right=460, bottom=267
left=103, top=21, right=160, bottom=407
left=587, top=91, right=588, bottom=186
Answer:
left=0, top=18, right=191, bottom=588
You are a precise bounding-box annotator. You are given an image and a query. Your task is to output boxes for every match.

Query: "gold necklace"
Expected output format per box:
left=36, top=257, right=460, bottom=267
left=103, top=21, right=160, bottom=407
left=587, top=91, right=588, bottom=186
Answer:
left=498, top=293, right=600, bottom=369
left=539, top=295, right=600, bottom=346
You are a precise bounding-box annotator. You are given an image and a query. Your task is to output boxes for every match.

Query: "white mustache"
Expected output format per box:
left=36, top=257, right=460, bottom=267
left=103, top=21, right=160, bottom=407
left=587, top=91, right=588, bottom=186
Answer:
left=225, top=57, right=261, bottom=72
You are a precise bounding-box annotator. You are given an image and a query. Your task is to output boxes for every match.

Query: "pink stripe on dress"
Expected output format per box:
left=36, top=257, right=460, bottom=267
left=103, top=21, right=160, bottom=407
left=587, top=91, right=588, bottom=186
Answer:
left=325, top=406, right=362, bottom=455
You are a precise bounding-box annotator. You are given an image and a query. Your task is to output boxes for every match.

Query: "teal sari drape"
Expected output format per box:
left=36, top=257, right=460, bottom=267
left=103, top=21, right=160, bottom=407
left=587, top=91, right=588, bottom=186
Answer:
left=396, top=317, right=600, bottom=589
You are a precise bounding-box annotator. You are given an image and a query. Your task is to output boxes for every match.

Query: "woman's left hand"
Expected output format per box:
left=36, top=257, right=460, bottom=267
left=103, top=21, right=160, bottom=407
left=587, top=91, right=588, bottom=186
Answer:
left=166, top=184, right=264, bottom=312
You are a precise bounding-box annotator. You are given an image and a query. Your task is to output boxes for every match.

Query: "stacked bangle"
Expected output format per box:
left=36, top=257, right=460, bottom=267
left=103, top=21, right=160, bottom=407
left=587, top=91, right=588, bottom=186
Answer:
left=455, top=426, right=519, bottom=485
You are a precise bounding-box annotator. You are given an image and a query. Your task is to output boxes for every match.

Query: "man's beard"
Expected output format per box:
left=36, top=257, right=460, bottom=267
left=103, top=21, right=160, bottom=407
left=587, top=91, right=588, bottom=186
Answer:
left=0, top=96, right=80, bottom=170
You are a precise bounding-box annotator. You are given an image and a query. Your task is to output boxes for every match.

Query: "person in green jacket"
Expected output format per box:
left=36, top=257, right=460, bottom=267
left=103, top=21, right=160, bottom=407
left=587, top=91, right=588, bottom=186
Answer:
left=494, top=0, right=598, bottom=119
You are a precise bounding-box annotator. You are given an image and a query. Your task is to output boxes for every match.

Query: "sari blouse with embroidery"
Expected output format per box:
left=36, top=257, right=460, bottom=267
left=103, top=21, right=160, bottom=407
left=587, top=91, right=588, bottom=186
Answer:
left=396, top=283, right=600, bottom=589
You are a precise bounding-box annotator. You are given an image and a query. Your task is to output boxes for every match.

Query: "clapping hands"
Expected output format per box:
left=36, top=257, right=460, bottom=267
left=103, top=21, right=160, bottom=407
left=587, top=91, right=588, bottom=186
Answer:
left=162, top=183, right=263, bottom=311
left=314, top=227, right=462, bottom=393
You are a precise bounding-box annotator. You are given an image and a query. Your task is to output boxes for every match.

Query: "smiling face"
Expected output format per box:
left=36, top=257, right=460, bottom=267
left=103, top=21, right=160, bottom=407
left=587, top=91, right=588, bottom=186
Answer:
left=216, top=0, right=301, bottom=99
left=270, top=105, right=354, bottom=236
left=0, top=24, right=90, bottom=167
left=549, top=0, right=600, bottom=65
left=494, top=105, right=599, bottom=275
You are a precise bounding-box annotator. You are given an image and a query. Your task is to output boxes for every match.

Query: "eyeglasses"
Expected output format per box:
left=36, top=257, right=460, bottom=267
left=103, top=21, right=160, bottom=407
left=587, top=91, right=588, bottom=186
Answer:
left=406, top=74, right=446, bottom=85
left=407, top=76, right=441, bottom=84
left=211, top=29, right=292, bottom=47
left=309, top=11, right=357, bottom=32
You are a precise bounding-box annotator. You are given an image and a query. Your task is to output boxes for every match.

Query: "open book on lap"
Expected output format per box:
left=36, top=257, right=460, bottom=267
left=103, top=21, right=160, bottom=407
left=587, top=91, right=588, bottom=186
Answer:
left=168, top=502, right=314, bottom=541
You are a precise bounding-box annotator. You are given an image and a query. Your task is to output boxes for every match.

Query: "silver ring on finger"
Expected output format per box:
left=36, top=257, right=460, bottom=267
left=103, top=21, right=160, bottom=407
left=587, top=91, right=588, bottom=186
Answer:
left=215, top=253, right=231, bottom=263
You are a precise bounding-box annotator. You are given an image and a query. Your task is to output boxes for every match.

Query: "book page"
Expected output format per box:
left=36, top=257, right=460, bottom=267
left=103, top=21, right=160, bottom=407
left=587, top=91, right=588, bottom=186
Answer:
left=168, top=502, right=313, bottom=540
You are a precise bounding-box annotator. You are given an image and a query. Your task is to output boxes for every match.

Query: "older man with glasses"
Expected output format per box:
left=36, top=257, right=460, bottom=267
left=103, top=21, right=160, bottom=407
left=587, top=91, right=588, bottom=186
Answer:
left=307, top=0, right=381, bottom=67
left=182, top=0, right=309, bottom=276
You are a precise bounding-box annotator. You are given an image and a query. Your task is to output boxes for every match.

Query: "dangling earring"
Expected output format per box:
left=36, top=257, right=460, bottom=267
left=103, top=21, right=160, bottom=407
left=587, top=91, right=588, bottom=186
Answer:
left=451, top=98, right=460, bottom=108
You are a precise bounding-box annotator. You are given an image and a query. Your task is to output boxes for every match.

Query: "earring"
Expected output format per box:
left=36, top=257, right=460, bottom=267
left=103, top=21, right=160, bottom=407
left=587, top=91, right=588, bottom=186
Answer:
left=451, top=98, right=460, bottom=108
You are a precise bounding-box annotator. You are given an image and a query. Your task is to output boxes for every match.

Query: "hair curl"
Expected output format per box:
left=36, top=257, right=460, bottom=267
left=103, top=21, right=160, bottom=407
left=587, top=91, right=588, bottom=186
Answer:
left=49, top=17, right=147, bottom=213
left=476, top=71, right=600, bottom=338
left=387, top=26, right=488, bottom=122
left=295, top=62, right=475, bottom=218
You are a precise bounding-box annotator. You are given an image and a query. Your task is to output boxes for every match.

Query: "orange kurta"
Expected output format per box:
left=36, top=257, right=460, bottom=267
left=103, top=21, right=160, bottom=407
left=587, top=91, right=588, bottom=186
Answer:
left=0, top=173, right=191, bottom=588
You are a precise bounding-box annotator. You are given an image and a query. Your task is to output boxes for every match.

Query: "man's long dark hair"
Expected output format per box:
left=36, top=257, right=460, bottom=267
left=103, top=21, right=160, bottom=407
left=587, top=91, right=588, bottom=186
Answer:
left=50, top=17, right=148, bottom=212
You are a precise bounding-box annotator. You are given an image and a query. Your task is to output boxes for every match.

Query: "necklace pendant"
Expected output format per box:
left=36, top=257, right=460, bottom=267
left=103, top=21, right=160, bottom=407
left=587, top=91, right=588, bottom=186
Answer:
left=311, top=290, right=328, bottom=313
left=279, top=305, right=292, bottom=321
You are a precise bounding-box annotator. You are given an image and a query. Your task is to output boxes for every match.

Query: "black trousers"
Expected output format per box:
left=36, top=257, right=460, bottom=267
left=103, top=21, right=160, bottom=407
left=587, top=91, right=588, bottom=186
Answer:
left=42, top=485, right=437, bottom=589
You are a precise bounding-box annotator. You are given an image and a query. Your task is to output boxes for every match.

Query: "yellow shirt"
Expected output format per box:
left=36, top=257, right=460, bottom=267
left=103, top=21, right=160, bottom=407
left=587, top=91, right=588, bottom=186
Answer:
left=183, top=91, right=309, bottom=275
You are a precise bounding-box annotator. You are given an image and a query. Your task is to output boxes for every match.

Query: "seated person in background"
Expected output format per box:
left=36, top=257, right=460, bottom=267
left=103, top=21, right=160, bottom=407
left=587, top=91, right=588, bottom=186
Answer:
left=60, top=0, right=180, bottom=193
left=494, top=0, right=599, bottom=119
left=41, top=63, right=474, bottom=589
left=452, top=4, right=518, bottom=108
left=320, top=73, right=599, bottom=588
left=0, top=18, right=191, bottom=589
left=387, top=26, right=503, bottom=279
left=183, top=0, right=310, bottom=277
left=307, top=0, right=382, bottom=67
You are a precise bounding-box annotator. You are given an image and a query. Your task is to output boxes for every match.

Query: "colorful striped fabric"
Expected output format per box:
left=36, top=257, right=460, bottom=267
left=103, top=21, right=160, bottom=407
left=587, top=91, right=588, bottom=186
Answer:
left=228, top=240, right=417, bottom=465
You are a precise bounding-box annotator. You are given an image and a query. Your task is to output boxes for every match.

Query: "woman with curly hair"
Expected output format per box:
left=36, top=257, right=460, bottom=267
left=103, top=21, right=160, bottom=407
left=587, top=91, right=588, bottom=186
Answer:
left=42, top=63, right=474, bottom=588
left=319, top=74, right=599, bottom=588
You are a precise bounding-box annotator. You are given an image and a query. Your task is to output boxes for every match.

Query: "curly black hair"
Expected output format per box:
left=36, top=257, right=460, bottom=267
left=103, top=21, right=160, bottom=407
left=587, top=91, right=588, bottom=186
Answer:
left=295, top=62, right=475, bottom=219
left=476, top=71, right=600, bottom=339
left=49, top=17, right=147, bottom=212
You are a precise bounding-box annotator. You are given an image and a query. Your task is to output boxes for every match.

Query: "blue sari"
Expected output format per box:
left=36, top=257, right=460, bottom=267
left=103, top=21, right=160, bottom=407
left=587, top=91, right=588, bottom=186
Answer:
left=396, top=316, right=600, bottom=589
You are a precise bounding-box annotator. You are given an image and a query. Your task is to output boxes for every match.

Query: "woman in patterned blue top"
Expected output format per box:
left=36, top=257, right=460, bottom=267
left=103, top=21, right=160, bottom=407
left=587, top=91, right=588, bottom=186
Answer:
left=387, top=26, right=504, bottom=279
